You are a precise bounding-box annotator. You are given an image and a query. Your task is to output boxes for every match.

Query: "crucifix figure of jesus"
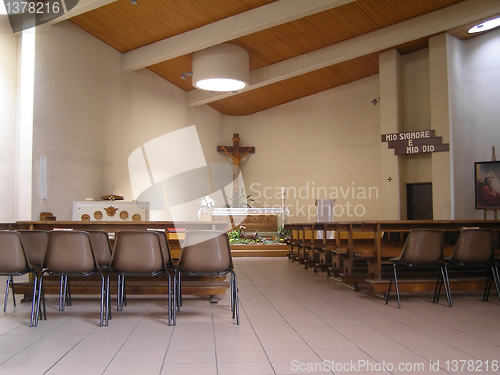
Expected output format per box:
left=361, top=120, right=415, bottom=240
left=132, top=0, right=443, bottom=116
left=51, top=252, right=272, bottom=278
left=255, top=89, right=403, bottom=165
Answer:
left=217, top=134, right=255, bottom=168
left=217, top=134, right=255, bottom=207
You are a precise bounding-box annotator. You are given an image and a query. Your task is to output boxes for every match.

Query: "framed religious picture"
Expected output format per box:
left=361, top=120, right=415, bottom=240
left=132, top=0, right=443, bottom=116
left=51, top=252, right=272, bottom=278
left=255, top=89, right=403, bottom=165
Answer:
left=475, top=161, right=500, bottom=209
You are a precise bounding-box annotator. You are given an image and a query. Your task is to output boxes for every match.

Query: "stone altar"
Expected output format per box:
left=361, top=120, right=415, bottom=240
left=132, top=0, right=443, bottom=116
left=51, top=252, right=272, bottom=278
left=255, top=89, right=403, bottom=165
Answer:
left=208, top=208, right=287, bottom=233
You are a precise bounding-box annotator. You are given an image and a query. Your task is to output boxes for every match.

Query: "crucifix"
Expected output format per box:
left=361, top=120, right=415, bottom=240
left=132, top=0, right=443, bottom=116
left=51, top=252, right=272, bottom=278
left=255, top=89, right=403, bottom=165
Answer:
left=217, top=134, right=255, bottom=168
left=217, top=134, right=255, bottom=207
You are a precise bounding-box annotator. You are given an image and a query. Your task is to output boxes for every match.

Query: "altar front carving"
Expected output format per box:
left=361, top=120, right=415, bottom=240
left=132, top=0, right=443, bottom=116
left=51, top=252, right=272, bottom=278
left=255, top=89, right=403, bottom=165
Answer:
left=72, top=201, right=149, bottom=222
left=208, top=208, right=287, bottom=233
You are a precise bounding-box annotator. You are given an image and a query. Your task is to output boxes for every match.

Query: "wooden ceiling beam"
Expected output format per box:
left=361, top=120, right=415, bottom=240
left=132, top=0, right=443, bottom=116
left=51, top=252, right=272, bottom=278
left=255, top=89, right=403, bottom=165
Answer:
left=121, top=0, right=357, bottom=72
left=48, top=0, right=118, bottom=25
left=187, top=0, right=500, bottom=107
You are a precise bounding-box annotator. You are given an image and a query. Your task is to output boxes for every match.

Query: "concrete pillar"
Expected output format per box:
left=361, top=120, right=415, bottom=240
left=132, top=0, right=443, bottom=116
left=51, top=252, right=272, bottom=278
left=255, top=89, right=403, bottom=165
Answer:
left=379, top=49, right=405, bottom=219
left=429, top=34, right=452, bottom=220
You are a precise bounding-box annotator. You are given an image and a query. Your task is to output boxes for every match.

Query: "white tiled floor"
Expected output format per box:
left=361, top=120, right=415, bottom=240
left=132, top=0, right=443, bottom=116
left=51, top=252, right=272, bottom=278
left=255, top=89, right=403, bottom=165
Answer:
left=1, top=258, right=500, bottom=374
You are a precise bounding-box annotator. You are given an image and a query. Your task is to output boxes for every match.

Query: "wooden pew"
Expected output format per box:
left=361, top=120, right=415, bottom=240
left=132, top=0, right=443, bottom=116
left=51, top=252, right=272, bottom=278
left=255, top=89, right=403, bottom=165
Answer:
left=307, top=223, right=344, bottom=276
left=295, top=224, right=313, bottom=267
left=287, top=223, right=304, bottom=261
left=286, top=220, right=500, bottom=294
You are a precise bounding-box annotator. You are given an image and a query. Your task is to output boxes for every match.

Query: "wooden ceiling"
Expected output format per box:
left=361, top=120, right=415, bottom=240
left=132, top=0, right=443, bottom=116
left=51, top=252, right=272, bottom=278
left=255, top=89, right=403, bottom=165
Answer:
left=67, top=0, right=500, bottom=116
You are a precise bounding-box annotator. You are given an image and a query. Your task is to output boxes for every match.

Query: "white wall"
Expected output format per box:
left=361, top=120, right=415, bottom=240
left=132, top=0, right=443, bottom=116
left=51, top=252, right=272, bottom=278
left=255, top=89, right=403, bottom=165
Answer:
left=32, top=21, right=192, bottom=220
left=0, top=16, right=19, bottom=222
left=449, top=28, right=500, bottom=219
left=221, top=75, right=382, bottom=222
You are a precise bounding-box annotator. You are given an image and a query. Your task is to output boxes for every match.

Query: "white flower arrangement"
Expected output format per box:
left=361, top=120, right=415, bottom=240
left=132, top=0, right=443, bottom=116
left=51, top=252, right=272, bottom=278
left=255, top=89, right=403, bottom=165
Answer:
left=200, top=195, right=216, bottom=208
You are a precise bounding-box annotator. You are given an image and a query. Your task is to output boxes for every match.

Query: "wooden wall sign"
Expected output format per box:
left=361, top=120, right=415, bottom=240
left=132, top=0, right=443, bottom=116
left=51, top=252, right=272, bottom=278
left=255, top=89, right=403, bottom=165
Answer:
left=381, top=130, right=449, bottom=155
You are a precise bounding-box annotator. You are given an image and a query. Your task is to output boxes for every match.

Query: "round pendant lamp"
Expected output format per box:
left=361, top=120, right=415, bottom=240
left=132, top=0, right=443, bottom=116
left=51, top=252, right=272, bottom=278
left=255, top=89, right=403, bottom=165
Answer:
left=192, top=44, right=249, bottom=92
left=468, top=16, right=500, bottom=34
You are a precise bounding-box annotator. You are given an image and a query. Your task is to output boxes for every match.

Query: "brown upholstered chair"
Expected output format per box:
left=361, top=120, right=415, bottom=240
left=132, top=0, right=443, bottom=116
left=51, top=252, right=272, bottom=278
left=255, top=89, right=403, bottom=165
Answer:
left=435, top=228, right=498, bottom=306
left=87, top=230, right=114, bottom=318
left=87, top=231, right=113, bottom=269
left=176, top=230, right=239, bottom=325
left=17, top=230, right=48, bottom=320
left=113, top=230, right=175, bottom=312
left=4, top=230, right=47, bottom=312
left=39, top=230, right=106, bottom=327
left=0, top=231, right=41, bottom=327
left=157, top=230, right=176, bottom=316
left=386, top=229, right=448, bottom=309
left=106, top=231, right=173, bottom=326
left=17, top=230, right=47, bottom=270
left=52, top=231, right=113, bottom=312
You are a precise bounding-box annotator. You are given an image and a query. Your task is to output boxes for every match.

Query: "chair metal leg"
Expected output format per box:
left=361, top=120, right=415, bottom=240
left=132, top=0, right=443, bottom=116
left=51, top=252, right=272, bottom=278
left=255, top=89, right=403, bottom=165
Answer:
left=122, top=276, right=127, bottom=307
left=59, top=276, right=65, bottom=311
left=393, top=265, right=401, bottom=309
left=486, top=263, right=500, bottom=303
left=105, top=273, right=111, bottom=326
left=29, top=273, right=38, bottom=327
left=116, top=274, right=127, bottom=311
left=230, top=273, right=235, bottom=317
left=385, top=279, right=392, bottom=305
left=115, top=274, right=124, bottom=312
left=35, top=276, right=43, bottom=327
left=490, top=263, right=500, bottom=302
left=35, top=274, right=47, bottom=327
left=99, top=274, right=105, bottom=327
left=433, top=275, right=442, bottom=303
left=3, top=277, right=10, bottom=312
left=440, top=266, right=452, bottom=307
left=484, top=277, right=490, bottom=301
left=10, top=276, right=16, bottom=308
left=38, top=280, right=46, bottom=322
left=167, top=274, right=171, bottom=326
left=172, top=273, right=177, bottom=326
left=230, top=273, right=234, bottom=313
left=116, top=274, right=121, bottom=311
left=177, top=273, right=182, bottom=309
left=232, top=271, right=239, bottom=325
left=120, top=275, right=126, bottom=311
left=442, top=265, right=452, bottom=307
left=65, top=277, right=72, bottom=306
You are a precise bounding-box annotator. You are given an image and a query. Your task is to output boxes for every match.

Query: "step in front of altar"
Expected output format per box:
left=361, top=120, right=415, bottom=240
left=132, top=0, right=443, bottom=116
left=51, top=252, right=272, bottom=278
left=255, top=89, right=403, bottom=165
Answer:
left=168, top=239, right=288, bottom=258
left=230, top=244, right=288, bottom=257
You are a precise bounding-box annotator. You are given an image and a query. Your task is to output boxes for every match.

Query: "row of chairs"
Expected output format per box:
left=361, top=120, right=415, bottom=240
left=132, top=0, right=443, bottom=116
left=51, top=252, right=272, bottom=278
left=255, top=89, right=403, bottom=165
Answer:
left=386, top=228, right=500, bottom=309
left=0, top=229, right=239, bottom=327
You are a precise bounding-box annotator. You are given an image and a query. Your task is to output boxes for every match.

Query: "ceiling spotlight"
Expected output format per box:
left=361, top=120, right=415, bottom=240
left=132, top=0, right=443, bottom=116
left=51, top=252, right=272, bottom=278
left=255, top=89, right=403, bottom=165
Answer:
left=180, top=71, right=193, bottom=80
left=371, top=97, right=380, bottom=106
left=468, top=16, right=500, bottom=33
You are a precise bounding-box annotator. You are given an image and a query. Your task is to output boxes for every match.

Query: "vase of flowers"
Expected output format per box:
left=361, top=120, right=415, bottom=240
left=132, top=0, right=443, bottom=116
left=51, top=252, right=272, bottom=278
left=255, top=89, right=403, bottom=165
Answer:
left=199, top=195, right=216, bottom=221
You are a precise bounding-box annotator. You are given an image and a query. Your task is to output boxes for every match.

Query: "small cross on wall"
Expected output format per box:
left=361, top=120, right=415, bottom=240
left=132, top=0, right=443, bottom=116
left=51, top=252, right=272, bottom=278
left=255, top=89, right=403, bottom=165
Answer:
left=387, top=177, right=393, bottom=182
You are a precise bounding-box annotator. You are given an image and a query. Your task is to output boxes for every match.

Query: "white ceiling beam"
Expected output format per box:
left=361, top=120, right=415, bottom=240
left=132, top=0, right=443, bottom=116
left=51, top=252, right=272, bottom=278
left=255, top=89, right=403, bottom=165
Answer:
left=187, top=0, right=500, bottom=107
left=48, top=0, right=118, bottom=25
left=121, top=0, right=357, bottom=72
